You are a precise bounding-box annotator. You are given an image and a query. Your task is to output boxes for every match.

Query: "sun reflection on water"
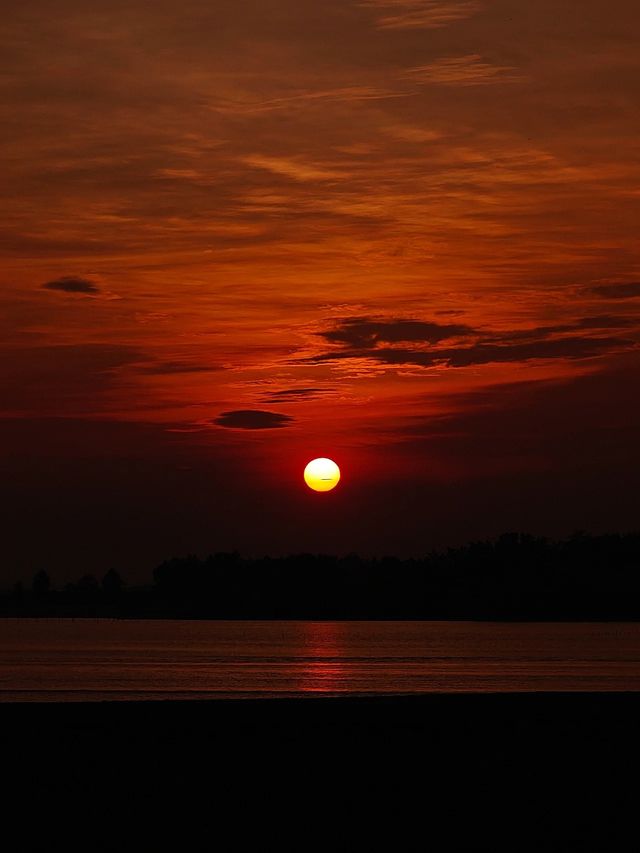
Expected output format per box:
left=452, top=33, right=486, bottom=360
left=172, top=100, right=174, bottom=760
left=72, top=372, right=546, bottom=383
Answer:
left=298, top=621, right=347, bottom=694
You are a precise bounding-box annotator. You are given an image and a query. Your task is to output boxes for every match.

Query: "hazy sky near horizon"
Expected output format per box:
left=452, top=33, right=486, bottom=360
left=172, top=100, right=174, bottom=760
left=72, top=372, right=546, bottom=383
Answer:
left=2, top=0, right=640, bottom=580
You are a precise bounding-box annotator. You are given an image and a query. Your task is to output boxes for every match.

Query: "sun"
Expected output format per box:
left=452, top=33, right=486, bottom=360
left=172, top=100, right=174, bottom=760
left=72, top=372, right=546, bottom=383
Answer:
left=304, top=457, right=341, bottom=492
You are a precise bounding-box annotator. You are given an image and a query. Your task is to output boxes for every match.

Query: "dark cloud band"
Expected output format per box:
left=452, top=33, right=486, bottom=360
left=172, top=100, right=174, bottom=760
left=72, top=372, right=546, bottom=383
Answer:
left=305, top=314, right=637, bottom=369
left=42, top=276, right=100, bottom=295
left=213, top=410, right=294, bottom=429
left=586, top=283, right=640, bottom=300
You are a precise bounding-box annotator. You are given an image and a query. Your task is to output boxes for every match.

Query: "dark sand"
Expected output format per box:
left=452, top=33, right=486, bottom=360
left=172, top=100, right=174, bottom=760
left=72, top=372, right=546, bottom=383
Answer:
left=4, top=694, right=637, bottom=848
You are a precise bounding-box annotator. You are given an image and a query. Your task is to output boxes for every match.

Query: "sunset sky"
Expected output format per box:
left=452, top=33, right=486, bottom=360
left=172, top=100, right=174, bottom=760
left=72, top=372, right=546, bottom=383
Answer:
left=2, top=0, right=640, bottom=581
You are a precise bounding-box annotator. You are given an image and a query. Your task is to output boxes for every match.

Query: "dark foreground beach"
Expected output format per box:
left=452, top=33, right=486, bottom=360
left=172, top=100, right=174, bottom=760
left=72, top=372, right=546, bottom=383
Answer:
left=4, top=693, right=638, bottom=849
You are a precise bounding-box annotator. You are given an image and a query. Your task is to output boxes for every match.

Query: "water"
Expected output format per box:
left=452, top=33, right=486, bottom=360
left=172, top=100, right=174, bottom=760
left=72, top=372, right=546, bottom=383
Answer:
left=2, top=619, right=640, bottom=701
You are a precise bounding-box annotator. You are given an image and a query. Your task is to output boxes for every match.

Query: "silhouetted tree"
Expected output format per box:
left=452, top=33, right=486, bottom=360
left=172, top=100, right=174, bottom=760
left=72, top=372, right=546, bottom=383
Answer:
left=102, top=568, right=124, bottom=596
left=32, top=570, right=50, bottom=598
left=76, top=574, right=99, bottom=594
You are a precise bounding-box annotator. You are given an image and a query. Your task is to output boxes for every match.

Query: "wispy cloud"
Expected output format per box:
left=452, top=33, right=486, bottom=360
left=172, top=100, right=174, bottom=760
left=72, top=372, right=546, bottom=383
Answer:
left=261, top=387, right=336, bottom=404
left=383, top=125, right=444, bottom=143
left=362, top=0, right=483, bottom=30
left=211, top=86, right=407, bottom=115
left=404, top=55, right=523, bottom=86
left=242, top=155, right=343, bottom=182
left=135, top=360, right=224, bottom=375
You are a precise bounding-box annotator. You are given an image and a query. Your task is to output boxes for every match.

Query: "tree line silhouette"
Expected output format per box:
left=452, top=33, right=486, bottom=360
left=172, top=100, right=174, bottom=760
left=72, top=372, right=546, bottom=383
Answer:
left=3, top=531, right=640, bottom=619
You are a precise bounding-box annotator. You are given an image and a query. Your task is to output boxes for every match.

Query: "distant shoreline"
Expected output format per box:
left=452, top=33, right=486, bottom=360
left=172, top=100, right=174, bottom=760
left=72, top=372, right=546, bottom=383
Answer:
left=6, top=532, right=640, bottom=621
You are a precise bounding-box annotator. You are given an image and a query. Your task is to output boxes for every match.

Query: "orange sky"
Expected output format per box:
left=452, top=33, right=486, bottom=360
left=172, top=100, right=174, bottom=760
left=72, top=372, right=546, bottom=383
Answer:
left=2, top=1, right=640, bottom=578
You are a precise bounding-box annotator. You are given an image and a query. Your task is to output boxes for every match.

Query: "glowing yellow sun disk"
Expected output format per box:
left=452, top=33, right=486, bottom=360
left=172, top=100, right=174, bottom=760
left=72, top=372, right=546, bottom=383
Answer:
left=304, top=457, right=341, bottom=492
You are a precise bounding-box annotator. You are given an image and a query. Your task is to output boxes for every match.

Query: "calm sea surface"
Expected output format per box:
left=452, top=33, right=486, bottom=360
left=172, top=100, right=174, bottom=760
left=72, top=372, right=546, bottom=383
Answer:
left=2, top=619, right=640, bottom=701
